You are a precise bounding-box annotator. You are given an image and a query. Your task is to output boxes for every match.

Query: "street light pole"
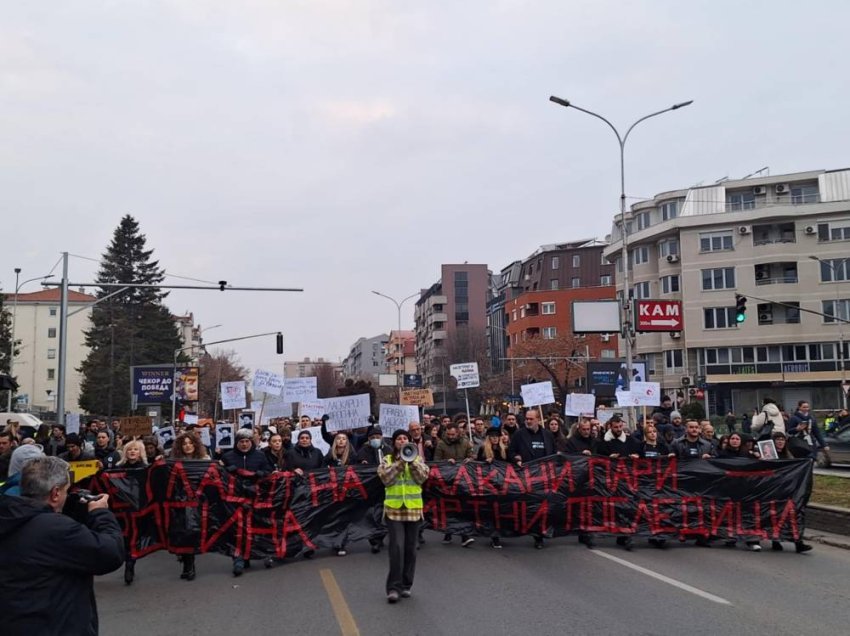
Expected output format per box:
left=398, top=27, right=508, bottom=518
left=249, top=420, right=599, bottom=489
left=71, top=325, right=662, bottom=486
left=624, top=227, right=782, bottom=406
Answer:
left=7, top=270, right=55, bottom=411
left=372, top=291, right=418, bottom=402
left=549, top=95, right=693, bottom=425
left=810, top=255, right=850, bottom=409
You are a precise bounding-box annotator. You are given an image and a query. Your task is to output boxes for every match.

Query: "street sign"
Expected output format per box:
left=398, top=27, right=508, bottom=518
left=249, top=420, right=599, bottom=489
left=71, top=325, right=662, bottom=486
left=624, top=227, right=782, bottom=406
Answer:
left=403, top=374, right=423, bottom=388
left=635, top=300, right=683, bottom=332
left=449, top=362, right=480, bottom=389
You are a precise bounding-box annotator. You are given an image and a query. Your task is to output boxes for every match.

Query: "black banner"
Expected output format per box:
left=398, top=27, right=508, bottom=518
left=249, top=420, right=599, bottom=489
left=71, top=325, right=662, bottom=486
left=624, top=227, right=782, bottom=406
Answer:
left=82, top=456, right=813, bottom=560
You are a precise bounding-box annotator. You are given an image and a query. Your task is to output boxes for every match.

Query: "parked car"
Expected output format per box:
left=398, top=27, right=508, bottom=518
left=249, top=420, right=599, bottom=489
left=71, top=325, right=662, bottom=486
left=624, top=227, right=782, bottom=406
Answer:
left=816, top=425, right=850, bottom=467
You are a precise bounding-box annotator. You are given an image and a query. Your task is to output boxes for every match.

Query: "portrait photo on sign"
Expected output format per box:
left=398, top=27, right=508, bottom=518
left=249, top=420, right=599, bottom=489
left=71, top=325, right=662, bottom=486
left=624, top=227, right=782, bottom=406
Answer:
left=174, top=367, right=199, bottom=401
left=757, top=439, right=778, bottom=460
left=157, top=425, right=175, bottom=449
left=239, top=412, right=255, bottom=430
left=216, top=423, right=234, bottom=449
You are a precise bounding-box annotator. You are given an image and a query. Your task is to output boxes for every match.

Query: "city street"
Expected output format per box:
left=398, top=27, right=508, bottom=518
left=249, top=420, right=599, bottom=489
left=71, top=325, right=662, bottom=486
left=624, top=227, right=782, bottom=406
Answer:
left=97, top=530, right=850, bottom=636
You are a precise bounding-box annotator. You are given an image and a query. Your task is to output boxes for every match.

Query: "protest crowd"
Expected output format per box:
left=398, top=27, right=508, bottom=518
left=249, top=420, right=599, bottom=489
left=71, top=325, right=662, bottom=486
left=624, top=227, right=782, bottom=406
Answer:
left=0, top=394, right=825, bottom=614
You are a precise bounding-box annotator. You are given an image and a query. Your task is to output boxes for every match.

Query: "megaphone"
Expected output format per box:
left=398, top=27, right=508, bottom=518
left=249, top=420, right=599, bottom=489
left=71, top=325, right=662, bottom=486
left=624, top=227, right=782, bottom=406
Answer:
left=400, top=442, right=419, bottom=462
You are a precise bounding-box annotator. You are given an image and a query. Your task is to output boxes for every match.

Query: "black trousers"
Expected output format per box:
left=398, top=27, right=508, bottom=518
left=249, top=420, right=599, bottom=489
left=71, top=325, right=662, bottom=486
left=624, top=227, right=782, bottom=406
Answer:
left=386, top=518, right=420, bottom=594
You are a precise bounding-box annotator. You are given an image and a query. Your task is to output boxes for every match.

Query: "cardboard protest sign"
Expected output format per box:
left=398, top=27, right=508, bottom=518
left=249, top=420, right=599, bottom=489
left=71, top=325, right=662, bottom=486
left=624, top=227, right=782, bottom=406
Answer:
left=378, top=404, right=420, bottom=436
left=400, top=388, right=434, bottom=407
left=564, top=393, right=595, bottom=417
left=521, top=381, right=555, bottom=407
left=324, top=394, right=371, bottom=432
left=120, top=416, right=154, bottom=438
left=65, top=413, right=81, bottom=436
left=283, top=377, right=318, bottom=403
left=68, top=460, right=100, bottom=483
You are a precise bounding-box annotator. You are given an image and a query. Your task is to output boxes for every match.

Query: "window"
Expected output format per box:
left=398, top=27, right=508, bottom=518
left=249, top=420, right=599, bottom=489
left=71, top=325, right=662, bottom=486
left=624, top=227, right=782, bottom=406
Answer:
left=823, top=299, right=850, bottom=323
left=551, top=256, right=559, bottom=269
left=820, top=259, right=850, bottom=282
left=659, top=240, right=679, bottom=258
left=601, top=349, right=616, bottom=359
left=47, top=348, right=56, bottom=359
left=664, top=350, right=683, bottom=370
left=660, top=201, right=678, bottom=221
left=542, top=302, right=556, bottom=315
left=791, top=184, right=818, bottom=204
left=47, top=368, right=55, bottom=380
left=661, top=275, right=680, bottom=294
left=520, top=306, right=526, bottom=318
left=572, top=255, right=580, bottom=268
left=701, top=267, right=736, bottom=290
left=616, top=257, right=623, bottom=272
left=49, top=307, right=57, bottom=316
left=600, top=274, right=612, bottom=286
left=47, top=327, right=57, bottom=338
left=636, top=211, right=651, bottom=230
left=817, top=221, right=850, bottom=242
left=727, top=191, right=755, bottom=211
left=700, top=230, right=734, bottom=252
left=601, top=252, right=608, bottom=265
left=548, top=279, right=557, bottom=290
left=570, top=277, right=580, bottom=288
left=704, top=307, right=737, bottom=329
left=633, top=281, right=650, bottom=299
left=631, top=247, right=650, bottom=265
left=542, top=327, right=557, bottom=340
left=512, top=310, right=517, bottom=321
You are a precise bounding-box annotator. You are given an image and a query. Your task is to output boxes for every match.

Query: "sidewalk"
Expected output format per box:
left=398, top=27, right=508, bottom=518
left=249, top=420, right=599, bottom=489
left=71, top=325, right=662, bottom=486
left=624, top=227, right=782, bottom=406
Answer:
left=805, top=529, right=850, bottom=550
left=814, top=468, right=850, bottom=478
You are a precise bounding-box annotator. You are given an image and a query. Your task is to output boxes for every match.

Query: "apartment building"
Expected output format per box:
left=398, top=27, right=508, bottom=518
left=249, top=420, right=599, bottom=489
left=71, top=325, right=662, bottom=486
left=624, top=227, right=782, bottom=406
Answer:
left=603, top=168, right=850, bottom=415
left=385, top=330, right=416, bottom=375
left=342, top=334, right=389, bottom=379
left=487, top=240, right=616, bottom=372
left=284, top=356, right=343, bottom=380
left=414, top=264, right=490, bottom=408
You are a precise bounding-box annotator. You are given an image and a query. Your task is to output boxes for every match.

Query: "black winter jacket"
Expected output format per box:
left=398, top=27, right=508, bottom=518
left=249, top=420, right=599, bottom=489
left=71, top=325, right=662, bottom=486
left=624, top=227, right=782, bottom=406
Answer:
left=508, top=427, right=555, bottom=463
left=0, top=496, right=125, bottom=636
left=285, top=445, right=325, bottom=471
left=561, top=434, right=597, bottom=455
left=222, top=447, right=273, bottom=473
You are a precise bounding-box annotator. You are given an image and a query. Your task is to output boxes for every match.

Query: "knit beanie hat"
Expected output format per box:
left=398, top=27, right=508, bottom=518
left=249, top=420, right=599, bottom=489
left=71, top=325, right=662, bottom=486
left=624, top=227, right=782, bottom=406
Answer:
left=235, top=429, right=253, bottom=442
left=366, top=426, right=383, bottom=439
left=9, top=444, right=45, bottom=476
left=391, top=429, right=409, bottom=444
left=670, top=410, right=682, bottom=420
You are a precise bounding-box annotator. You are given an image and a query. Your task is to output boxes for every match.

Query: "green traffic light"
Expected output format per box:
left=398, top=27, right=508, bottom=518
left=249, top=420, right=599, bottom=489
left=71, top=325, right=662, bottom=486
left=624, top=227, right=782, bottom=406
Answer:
left=736, top=312, right=746, bottom=323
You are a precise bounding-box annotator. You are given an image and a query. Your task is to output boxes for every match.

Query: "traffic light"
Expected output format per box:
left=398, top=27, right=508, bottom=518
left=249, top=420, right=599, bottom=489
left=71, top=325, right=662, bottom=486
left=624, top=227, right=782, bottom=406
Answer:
left=735, top=294, right=747, bottom=323
left=276, top=332, right=284, bottom=354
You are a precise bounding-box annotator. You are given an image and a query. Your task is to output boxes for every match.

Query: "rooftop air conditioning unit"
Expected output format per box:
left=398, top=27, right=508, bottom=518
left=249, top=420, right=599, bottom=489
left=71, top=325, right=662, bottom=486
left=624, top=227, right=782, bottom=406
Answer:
left=688, top=388, right=698, bottom=397
left=666, top=254, right=680, bottom=263
left=759, top=311, right=773, bottom=321
left=681, top=376, right=693, bottom=387
left=756, top=269, right=768, bottom=280
left=805, top=226, right=816, bottom=235
left=738, top=226, right=751, bottom=235
left=753, top=186, right=766, bottom=195
left=670, top=331, right=682, bottom=339
left=775, top=183, right=790, bottom=194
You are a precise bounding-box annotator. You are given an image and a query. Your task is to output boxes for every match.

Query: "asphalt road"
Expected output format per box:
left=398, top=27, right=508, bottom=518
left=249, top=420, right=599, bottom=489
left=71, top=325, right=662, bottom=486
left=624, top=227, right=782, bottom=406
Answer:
left=96, top=529, right=850, bottom=636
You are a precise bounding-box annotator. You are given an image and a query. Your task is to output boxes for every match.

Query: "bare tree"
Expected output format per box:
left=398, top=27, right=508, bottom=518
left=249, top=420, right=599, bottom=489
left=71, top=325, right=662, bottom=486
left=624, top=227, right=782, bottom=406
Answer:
left=198, top=348, right=249, bottom=418
left=509, top=333, right=599, bottom=404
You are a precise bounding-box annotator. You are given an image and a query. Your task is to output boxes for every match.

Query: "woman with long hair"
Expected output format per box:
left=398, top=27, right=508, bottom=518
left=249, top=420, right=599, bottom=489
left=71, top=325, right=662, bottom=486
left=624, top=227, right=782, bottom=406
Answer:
left=94, top=430, right=121, bottom=469
left=477, top=427, right=509, bottom=548
left=168, top=432, right=209, bottom=580
left=546, top=416, right=566, bottom=449
left=117, top=440, right=147, bottom=584
left=326, top=433, right=353, bottom=468
left=143, top=435, right=163, bottom=462
left=263, top=433, right=288, bottom=471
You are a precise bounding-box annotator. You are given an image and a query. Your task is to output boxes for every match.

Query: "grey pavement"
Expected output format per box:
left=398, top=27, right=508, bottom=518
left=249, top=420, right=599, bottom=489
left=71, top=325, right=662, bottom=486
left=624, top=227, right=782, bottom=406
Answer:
left=814, top=467, right=850, bottom=478
left=96, top=529, right=850, bottom=636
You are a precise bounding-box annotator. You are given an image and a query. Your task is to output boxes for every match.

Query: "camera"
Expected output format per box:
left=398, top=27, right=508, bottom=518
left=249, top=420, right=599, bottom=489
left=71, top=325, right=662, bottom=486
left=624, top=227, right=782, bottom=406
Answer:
left=62, top=489, right=104, bottom=523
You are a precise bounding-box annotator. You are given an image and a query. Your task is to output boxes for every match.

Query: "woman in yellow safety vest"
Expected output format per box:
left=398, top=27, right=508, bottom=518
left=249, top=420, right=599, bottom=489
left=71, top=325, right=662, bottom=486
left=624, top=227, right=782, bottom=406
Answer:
left=377, top=428, right=430, bottom=604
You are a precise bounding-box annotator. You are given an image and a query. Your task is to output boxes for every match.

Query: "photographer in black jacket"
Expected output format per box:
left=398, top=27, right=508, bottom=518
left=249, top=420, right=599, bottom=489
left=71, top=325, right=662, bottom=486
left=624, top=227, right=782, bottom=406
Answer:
left=0, top=455, right=124, bottom=636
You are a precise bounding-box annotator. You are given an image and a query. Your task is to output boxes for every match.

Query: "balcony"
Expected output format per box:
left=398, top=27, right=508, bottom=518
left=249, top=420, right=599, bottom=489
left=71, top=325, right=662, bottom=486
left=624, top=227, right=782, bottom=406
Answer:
left=428, top=312, right=448, bottom=325
left=431, top=330, right=447, bottom=341
left=426, top=295, right=448, bottom=307
left=752, top=222, right=796, bottom=246
left=754, top=262, right=798, bottom=286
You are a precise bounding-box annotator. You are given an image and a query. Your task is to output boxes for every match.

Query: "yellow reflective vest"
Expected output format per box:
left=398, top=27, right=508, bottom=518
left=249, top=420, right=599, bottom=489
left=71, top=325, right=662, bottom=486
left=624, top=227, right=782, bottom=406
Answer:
left=383, top=456, right=423, bottom=510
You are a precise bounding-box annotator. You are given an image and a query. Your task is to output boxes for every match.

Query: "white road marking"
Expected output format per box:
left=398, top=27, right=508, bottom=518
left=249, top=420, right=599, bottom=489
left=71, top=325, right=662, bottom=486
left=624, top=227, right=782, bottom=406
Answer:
left=591, top=549, right=732, bottom=606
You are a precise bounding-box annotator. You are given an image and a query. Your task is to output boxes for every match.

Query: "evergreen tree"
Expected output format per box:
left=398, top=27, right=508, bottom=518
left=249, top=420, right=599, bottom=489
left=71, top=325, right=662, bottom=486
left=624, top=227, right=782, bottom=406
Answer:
left=78, top=215, right=185, bottom=416
left=0, top=292, right=14, bottom=407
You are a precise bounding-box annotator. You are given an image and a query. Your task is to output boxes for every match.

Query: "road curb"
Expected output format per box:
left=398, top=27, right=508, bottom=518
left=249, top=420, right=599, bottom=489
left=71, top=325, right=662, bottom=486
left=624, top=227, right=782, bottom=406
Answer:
left=806, top=503, right=850, bottom=548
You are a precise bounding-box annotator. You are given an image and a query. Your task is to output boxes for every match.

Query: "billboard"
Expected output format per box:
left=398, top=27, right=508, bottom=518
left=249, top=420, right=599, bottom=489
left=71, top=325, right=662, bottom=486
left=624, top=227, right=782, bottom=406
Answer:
left=131, top=365, right=198, bottom=405
left=586, top=360, right=648, bottom=398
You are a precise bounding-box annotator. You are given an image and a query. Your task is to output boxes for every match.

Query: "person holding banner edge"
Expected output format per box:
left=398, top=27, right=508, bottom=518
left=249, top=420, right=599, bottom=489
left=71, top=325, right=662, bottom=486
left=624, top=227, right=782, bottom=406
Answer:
left=378, top=429, right=430, bottom=603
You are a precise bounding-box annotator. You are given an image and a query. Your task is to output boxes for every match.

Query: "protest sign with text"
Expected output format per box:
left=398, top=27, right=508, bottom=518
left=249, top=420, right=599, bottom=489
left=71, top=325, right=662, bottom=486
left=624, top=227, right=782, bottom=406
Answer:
left=400, top=388, right=434, bottom=407
left=378, top=404, right=420, bottom=435
left=298, top=400, right=326, bottom=420
left=450, top=362, right=480, bottom=389
left=564, top=393, right=595, bottom=417
left=521, top=381, right=555, bottom=407
left=253, top=369, right=285, bottom=396
left=324, top=394, right=371, bottom=432
left=221, top=381, right=247, bottom=410
left=283, top=377, right=318, bottom=403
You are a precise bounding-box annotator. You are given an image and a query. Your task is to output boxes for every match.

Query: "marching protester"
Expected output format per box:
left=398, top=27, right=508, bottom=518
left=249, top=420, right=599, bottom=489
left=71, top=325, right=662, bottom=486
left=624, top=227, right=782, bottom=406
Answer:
left=502, top=412, right=519, bottom=437
left=471, top=417, right=488, bottom=457
left=787, top=400, right=829, bottom=459
left=116, top=440, right=147, bottom=585
left=59, top=433, right=94, bottom=462
left=93, top=430, right=121, bottom=470
left=222, top=429, right=273, bottom=576
left=597, top=415, right=632, bottom=459
left=434, top=421, right=475, bottom=547
left=143, top=435, right=164, bottom=462
left=378, top=429, right=430, bottom=604
left=326, top=433, right=354, bottom=468
left=354, top=426, right=392, bottom=554
left=407, top=421, right=435, bottom=462
left=0, top=430, right=16, bottom=480
left=478, top=426, right=509, bottom=548
left=546, top=416, right=567, bottom=449
left=509, top=408, right=555, bottom=549
left=0, top=456, right=124, bottom=635
left=0, top=444, right=45, bottom=496
left=264, top=432, right=289, bottom=471
left=629, top=423, right=669, bottom=459
left=750, top=397, right=787, bottom=439
left=670, top=420, right=715, bottom=460
left=44, top=424, right=66, bottom=456
left=170, top=432, right=212, bottom=580
left=562, top=418, right=597, bottom=456
left=770, top=432, right=795, bottom=460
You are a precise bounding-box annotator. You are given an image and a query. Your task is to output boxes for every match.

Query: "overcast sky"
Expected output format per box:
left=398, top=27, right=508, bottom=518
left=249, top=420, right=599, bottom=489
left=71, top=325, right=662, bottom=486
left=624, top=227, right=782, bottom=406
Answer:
left=3, top=0, right=849, bottom=376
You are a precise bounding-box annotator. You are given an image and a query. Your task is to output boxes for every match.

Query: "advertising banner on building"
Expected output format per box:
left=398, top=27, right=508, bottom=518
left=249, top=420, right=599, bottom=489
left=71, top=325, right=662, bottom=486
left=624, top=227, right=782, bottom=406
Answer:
left=131, top=365, right=174, bottom=405
left=586, top=361, right=648, bottom=398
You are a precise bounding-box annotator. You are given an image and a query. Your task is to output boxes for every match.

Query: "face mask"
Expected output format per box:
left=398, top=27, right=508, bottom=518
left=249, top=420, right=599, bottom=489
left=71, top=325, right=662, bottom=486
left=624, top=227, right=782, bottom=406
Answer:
left=369, top=438, right=382, bottom=449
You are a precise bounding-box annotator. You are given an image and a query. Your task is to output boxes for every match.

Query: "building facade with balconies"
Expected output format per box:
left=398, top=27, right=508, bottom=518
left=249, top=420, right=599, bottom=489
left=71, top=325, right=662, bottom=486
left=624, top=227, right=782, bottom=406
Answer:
left=342, top=333, right=389, bottom=379
left=603, top=168, right=850, bottom=415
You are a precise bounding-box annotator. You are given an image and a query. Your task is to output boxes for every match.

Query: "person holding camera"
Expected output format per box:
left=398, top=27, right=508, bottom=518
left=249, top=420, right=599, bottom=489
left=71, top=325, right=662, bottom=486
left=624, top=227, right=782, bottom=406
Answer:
left=0, top=455, right=124, bottom=635
left=378, top=429, right=430, bottom=604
